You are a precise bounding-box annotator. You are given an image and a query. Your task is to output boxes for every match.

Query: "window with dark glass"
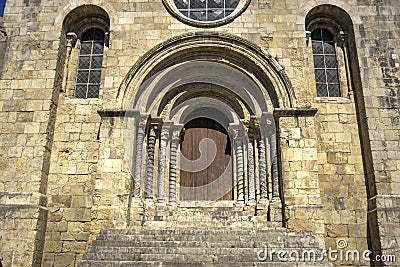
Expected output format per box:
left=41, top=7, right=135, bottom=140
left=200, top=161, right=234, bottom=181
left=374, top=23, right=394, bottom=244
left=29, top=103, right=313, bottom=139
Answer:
left=311, top=28, right=340, bottom=97
left=75, top=28, right=105, bottom=98
left=174, top=0, right=239, bottom=22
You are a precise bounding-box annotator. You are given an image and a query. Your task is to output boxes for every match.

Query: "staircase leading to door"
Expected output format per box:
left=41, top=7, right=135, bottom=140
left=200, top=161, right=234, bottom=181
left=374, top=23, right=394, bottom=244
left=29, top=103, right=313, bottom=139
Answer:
left=79, top=205, right=332, bottom=266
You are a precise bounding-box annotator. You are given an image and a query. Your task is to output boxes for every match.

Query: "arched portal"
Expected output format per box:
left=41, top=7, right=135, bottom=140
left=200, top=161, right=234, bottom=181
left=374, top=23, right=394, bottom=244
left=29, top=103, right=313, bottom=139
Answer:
left=121, top=33, right=292, bottom=217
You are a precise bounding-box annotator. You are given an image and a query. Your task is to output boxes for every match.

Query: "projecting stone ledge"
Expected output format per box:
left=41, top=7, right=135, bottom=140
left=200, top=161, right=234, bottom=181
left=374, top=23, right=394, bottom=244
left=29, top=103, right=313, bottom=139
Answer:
left=274, top=108, right=318, bottom=117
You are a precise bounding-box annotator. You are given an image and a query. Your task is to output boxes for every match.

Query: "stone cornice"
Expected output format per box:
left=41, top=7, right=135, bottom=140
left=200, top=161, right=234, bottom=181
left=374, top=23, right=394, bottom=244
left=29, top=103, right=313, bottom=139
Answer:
left=273, top=108, right=318, bottom=118
left=97, top=109, right=140, bottom=118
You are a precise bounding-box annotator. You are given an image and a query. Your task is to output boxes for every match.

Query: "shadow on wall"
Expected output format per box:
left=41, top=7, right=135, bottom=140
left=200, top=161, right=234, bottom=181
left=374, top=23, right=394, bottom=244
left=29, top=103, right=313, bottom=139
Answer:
left=0, top=28, right=8, bottom=78
left=0, top=2, right=7, bottom=78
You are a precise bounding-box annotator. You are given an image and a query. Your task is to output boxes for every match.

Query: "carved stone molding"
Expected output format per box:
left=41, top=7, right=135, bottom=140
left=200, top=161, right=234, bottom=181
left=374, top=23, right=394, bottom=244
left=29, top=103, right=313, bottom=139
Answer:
left=273, top=108, right=318, bottom=118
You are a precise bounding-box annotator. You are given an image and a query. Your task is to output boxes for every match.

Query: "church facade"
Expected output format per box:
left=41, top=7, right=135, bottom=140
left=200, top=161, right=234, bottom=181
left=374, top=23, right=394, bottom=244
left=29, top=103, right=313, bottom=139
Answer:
left=0, top=0, right=399, bottom=266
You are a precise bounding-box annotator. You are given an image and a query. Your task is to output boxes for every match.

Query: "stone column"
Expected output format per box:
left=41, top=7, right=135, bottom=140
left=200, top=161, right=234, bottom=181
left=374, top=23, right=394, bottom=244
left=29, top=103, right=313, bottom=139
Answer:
left=133, top=119, right=146, bottom=197
left=168, top=130, right=180, bottom=205
left=145, top=124, right=157, bottom=198
left=339, top=31, right=353, bottom=97
left=236, top=139, right=245, bottom=205
left=258, top=138, right=268, bottom=201
left=230, top=125, right=245, bottom=206
left=157, top=127, right=169, bottom=204
left=271, top=133, right=280, bottom=200
left=262, top=111, right=282, bottom=222
left=247, top=135, right=256, bottom=204
left=62, top=32, right=77, bottom=93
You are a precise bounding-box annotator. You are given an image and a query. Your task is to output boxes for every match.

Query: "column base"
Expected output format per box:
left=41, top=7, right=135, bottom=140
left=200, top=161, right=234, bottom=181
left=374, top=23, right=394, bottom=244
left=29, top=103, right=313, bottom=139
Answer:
left=236, top=200, right=245, bottom=207
left=145, top=195, right=156, bottom=201
left=256, top=199, right=269, bottom=210
left=144, top=198, right=156, bottom=204
left=270, top=197, right=282, bottom=222
left=156, top=199, right=166, bottom=206
left=168, top=200, right=177, bottom=206
left=247, top=199, right=257, bottom=206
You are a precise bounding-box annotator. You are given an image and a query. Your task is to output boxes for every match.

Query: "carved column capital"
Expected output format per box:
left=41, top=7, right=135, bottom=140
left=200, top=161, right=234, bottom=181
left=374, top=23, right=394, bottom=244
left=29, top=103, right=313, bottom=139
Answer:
left=229, top=123, right=245, bottom=143
left=246, top=116, right=259, bottom=139
left=169, top=123, right=183, bottom=143
left=160, top=127, right=169, bottom=141
left=260, top=112, right=275, bottom=137
left=338, top=31, right=349, bottom=44
left=135, top=114, right=149, bottom=134
left=305, top=31, right=311, bottom=46
left=66, top=32, right=77, bottom=48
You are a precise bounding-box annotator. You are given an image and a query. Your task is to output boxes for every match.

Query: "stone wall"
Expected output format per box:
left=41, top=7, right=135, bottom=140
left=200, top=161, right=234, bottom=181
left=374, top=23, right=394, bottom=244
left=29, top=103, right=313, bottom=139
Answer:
left=0, top=0, right=398, bottom=266
left=356, top=0, right=400, bottom=262
left=0, top=0, right=64, bottom=265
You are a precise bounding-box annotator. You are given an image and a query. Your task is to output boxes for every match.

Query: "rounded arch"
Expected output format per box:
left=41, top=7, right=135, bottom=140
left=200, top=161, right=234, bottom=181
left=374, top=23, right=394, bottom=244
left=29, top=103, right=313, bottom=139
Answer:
left=301, top=2, right=360, bottom=26
left=306, top=4, right=355, bottom=33
left=157, top=83, right=248, bottom=120
left=169, top=97, right=242, bottom=126
left=61, top=4, right=111, bottom=37
left=55, top=2, right=117, bottom=32
left=118, top=32, right=297, bottom=111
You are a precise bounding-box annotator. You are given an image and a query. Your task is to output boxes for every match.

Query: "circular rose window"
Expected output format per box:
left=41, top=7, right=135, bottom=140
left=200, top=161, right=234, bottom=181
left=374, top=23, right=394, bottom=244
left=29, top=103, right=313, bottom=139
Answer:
left=163, top=0, right=250, bottom=27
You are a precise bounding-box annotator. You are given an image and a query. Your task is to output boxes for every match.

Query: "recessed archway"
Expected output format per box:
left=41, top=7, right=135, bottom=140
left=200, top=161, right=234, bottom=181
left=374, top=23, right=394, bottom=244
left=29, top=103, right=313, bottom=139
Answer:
left=121, top=33, right=286, bottom=218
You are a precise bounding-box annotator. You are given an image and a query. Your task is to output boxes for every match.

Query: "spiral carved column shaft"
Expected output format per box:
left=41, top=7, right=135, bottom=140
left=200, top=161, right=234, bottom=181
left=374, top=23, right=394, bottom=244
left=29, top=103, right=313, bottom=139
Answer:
left=258, top=138, right=268, bottom=200
left=133, top=128, right=145, bottom=197
left=157, top=128, right=169, bottom=203
left=271, top=133, right=280, bottom=199
left=169, top=137, right=179, bottom=204
left=236, top=140, right=245, bottom=204
left=247, top=138, right=256, bottom=203
left=145, top=126, right=157, bottom=198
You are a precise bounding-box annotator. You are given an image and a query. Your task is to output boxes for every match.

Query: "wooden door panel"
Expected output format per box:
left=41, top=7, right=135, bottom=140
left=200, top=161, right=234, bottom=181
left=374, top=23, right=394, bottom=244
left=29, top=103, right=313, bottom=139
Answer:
left=180, top=118, right=233, bottom=201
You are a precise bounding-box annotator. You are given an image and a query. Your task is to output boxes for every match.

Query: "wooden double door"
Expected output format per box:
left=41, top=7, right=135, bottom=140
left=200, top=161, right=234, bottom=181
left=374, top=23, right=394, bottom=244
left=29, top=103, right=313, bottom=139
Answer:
left=180, top=118, right=233, bottom=201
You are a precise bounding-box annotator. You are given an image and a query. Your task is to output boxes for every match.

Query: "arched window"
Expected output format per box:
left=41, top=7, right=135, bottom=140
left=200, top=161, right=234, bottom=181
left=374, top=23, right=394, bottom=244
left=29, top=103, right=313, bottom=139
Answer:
left=61, top=5, right=110, bottom=98
left=306, top=5, right=357, bottom=99
left=311, top=28, right=340, bottom=97
left=74, top=28, right=105, bottom=98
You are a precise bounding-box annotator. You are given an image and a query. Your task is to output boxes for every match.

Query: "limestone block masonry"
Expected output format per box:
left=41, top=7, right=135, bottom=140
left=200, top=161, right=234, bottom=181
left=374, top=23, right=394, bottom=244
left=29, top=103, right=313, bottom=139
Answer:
left=0, top=0, right=399, bottom=267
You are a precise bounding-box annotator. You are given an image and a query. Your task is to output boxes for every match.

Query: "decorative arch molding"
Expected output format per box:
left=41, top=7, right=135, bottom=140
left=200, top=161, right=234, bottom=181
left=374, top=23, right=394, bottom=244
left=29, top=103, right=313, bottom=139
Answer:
left=54, top=2, right=117, bottom=31
left=158, top=83, right=249, bottom=121
left=300, top=1, right=361, bottom=25
left=117, top=32, right=297, bottom=110
left=305, top=4, right=356, bottom=32
left=169, top=98, right=242, bottom=127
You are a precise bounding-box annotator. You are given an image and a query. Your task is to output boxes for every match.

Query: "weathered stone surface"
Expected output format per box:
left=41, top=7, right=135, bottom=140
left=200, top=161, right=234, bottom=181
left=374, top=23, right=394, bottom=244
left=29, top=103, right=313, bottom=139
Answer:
left=0, top=0, right=399, bottom=266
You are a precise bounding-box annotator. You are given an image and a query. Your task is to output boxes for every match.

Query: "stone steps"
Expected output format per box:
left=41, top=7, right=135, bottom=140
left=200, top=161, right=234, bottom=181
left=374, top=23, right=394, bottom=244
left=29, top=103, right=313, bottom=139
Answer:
left=79, top=206, right=331, bottom=266
left=99, top=227, right=285, bottom=235
left=138, top=221, right=280, bottom=228
left=79, top=261, right=331, bottom=267
left=89, top=240, right=313, bottom=250
left=83, top=248, right=326, bottom=260
left=79, top=227, right=330, bottom=266
left=93, top=234, right=317, bottom=246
